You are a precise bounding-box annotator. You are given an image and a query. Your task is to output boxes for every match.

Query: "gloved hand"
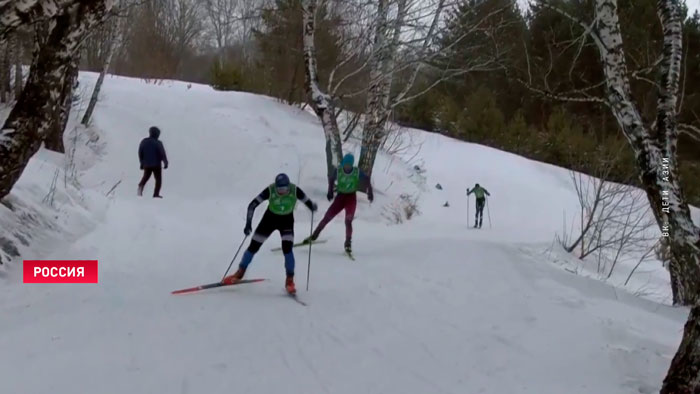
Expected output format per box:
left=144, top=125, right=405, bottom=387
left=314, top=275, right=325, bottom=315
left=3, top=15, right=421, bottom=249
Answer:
left=164, top=163, right=169, bottom=169
left=244, top=222, right=252, bottom=236
left=368, top=193, right=374, bottom=203
left=327, top=192, right=333, bottom=201
left=311, top=201, right=318, bottom=212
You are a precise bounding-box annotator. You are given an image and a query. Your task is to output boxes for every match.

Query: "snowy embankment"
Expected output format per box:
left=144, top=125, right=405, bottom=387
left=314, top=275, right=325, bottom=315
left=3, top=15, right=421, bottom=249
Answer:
left=0, top=73, right=697, bottom=394
left=0, top=104, right=108, bottom=274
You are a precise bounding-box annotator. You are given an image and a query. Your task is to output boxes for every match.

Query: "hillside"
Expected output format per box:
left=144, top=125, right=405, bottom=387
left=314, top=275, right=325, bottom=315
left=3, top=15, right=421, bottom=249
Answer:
left=1, top=74, right=698, bottom=394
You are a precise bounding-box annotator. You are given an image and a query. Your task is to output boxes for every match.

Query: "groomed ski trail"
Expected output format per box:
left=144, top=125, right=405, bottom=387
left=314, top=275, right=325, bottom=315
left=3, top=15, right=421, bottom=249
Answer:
left=0, top=74, right=692, bottom=394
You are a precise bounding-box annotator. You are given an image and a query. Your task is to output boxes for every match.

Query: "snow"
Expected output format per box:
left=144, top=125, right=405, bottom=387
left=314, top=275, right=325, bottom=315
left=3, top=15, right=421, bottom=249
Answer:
left=1, top=73, right=697, bottom=394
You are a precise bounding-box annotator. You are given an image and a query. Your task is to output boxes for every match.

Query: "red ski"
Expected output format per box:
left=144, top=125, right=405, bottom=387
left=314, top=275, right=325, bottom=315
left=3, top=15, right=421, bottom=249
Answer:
left=171, top=278, right=266, bottom=295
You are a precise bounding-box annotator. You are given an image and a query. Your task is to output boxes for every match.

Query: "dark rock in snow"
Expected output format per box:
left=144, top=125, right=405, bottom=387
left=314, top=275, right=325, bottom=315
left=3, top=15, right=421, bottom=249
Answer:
left=0, top=236, right=20, bottom=257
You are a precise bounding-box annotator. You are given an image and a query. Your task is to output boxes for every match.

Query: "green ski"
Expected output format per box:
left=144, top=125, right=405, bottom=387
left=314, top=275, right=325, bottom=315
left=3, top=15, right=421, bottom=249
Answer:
left=271, top=239, right=327, bottom=251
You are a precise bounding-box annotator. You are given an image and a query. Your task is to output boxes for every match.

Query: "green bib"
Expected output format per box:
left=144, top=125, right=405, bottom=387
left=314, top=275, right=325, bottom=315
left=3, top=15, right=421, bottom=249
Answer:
left=337, top=167, right=360, bottom=194
left=268, top=184, right=297, bottom=215
left=473, top=187, right=486, bottom=199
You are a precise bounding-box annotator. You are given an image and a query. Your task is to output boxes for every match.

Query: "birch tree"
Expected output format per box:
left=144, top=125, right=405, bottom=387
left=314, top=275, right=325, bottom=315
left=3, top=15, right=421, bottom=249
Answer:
left=0, top=0, right=115, bottom=199
left=0, top=0, right=110, bottom=40
left=82, top=8, right=124, bottom=125
left=521, top=0, right=699, bottom=390
left=44, top=59, right=78, bottom=152
left=0, top=40, right=9, bottom=103
left=526, top=0, right=700, bottom=305
left=301, top=0, right=343, bottom=177
left=357, top=0, right=408, bottom=180
left=297, top=0, right=376, bottom=176
left=12, top=31, right=22, bottom=96
left=357, top=0, right=510, bottom=181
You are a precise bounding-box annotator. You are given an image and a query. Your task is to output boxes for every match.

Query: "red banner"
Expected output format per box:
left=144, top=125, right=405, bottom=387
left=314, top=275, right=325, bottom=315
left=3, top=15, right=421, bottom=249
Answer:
left=23, top=260, right=98, bottom=283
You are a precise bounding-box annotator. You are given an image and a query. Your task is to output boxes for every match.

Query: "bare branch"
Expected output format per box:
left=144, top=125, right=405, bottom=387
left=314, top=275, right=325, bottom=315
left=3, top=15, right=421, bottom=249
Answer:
left=678, top=123, right=700, bottom=143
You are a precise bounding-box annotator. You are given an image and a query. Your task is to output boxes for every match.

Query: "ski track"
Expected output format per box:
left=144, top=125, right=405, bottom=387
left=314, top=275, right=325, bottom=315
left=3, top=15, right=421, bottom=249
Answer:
left=0, top=74, right=693, bottom=394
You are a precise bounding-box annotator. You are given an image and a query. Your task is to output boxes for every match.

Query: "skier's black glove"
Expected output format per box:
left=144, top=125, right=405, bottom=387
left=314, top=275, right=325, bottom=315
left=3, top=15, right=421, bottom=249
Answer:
left=311, top=201, right=318, bottom=212
left=368, top=193, right=374, bottom=203
left=244, top=223, right=252, bottom=236
left=327, top=192, right=333, bottom=201
left=164, top=163, right=169, bottom=169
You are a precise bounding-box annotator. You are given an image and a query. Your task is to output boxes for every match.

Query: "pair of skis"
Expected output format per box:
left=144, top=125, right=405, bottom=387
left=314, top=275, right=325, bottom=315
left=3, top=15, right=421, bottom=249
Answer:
left=270, top=239, right=327, bottom=251
left=171, top=278, right=307, bottom=305
left=272, top=239, right=355, bottom=260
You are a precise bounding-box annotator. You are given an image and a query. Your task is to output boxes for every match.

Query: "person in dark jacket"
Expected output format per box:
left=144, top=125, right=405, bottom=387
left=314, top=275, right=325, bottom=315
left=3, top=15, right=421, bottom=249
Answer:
left=138, top=126, right=169, bottom=198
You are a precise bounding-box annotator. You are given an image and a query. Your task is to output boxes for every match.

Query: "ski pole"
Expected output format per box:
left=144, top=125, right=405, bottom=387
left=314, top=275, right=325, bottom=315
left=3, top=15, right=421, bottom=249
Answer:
left=306, top=211, right=314, bottom=291
left=221, top=235, right=248, bottom=282
left=466, top=189, right=470, bottom=227
left=486, top=198, right=492, bottom=229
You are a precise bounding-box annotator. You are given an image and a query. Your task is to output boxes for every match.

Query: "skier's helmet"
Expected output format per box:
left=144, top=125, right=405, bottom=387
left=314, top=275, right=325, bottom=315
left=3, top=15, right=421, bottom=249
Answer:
left=342, top=153, right=354, bottom=171
left=475, top=183, right=480, bottom=188
left=275, top=173, right=290, bottom=194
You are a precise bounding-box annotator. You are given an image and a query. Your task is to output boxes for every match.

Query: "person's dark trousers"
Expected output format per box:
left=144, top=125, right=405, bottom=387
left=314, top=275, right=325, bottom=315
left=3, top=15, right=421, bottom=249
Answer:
left=475, top=197, right=485, bottom=227
left=138, top=166, right=162, bottom=197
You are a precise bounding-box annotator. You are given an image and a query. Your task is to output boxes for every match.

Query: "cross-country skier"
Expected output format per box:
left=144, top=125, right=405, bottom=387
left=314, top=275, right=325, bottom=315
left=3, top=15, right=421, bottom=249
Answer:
left=467, top=183, right=491, bottom=228
left=302, top=153, right=373, bottom=254
left=138, top=126, right=169, bottom=198
left=467, top=183, right=490, bottom=228
left=222, top=173, right=318, bottom=294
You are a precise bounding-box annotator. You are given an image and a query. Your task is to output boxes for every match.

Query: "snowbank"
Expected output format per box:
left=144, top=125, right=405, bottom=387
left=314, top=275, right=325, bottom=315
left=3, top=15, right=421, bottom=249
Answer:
left=0, top=73, right=695, bottom=394
left=0, top=103, right=108, bottom=274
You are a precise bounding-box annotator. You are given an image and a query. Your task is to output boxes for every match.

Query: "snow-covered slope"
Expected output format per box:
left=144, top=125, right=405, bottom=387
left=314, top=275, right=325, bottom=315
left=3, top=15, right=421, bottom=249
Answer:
left=0, top=74, right=695, bottom=394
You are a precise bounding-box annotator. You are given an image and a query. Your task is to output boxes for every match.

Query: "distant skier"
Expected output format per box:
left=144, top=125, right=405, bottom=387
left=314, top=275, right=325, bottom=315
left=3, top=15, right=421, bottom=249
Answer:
left=222, top=173, right=318, bottom=294
left=467, top=183, right=490, bottom=228
left=138, top=126, right=169, bottom=198
left=303, top=153, right=373, bottom=255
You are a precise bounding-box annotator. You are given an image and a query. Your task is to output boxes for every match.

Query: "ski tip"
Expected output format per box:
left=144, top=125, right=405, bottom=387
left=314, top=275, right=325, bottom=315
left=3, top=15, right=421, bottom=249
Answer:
left=171, top=278, right=267, bottom=295
left=171, top=288, right=199, bottom=295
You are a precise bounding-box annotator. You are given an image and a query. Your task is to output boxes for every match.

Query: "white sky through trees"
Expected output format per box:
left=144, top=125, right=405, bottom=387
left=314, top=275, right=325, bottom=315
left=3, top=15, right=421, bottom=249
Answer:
left=517, top=0, right=700, bottom=15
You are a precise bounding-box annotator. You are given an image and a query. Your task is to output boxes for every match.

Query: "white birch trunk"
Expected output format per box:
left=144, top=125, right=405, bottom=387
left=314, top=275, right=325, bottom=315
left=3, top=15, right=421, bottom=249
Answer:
left=0, top=40, right=8, bottom=103
left=12, top=31, right=21, bottom=97
left=0, top=0, right=115, bottom=199
left=358, top=0, right=407, bottom=181
left=301, top=0, right=343, bottom=177
left=82, top=16, right=122, bottom=126
left=591, top=0, right=700, bottom=306
left=0, top=0, right=84, bottom=41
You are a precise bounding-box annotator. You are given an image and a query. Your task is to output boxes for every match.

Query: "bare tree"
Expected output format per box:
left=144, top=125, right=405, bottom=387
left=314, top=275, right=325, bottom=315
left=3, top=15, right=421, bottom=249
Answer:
left=523, top=0, right=700, bottom=391
left=44, top=59, right=79, bottom=152
left=0, top=0, right=91, bottom=41
left=0, top=40, right=8, bottom=103
left=12, top=31, right=22, bottom=96
left=115, top=0, right=203, bottom=80
left=0, top=0, right=116, bottom=199
left=204, top=0, right=238, bottom=63
left=82, top=6, right=125, bottom=126
left=562, top=170, right=656, bottom=279
left=526, top=0, right=700, bottom=305
left=236, top=0, right=263, bottom=63
left=357, top=0, right=410, bottom=180
left=163, top=0, right=203, bottom=74
left=357, top=0, right=509, bottom=182
left=301, top=0, right=343, bottom=177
